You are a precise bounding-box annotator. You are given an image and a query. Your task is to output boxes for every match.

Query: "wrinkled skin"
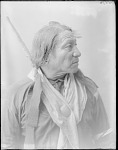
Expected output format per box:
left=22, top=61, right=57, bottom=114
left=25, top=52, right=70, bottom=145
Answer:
left=41, top=36, right=81, bottom=79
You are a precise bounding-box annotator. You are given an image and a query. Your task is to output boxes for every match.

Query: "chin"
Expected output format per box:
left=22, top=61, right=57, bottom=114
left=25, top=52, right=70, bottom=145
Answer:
left=69, top=67, right=79, bottom=74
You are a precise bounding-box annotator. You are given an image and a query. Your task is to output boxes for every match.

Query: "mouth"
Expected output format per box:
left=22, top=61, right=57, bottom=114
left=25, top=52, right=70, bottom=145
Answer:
left=70, top=59, right=79, bottom=68
left=72, top=59, right=79, bottom=64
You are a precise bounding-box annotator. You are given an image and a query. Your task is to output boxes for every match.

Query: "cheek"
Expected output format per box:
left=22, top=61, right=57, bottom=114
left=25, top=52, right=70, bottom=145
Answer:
left=63, top=52, right=73, bottom=67
left=51, top=56, right=64, bottom=68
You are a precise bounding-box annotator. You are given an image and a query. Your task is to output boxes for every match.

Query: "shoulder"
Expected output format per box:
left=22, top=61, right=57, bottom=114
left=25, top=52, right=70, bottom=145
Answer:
left=11, top=76, right=33, bottom=87
left=9, top=77, right=33, bottom=94
left=5, top=77, right=34, bottom=109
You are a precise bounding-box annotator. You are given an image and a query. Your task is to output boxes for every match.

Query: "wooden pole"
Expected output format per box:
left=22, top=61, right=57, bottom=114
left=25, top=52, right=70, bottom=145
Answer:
left=6, top=16, right=34, bottom=65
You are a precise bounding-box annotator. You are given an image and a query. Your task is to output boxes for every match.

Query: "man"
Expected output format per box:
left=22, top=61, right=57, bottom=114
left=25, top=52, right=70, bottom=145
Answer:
left=2, top=21, right=112, bottom=149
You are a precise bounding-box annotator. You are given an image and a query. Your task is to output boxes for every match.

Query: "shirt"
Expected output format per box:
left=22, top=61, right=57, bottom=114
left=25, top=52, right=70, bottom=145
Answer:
left=1, top=69, right=111, bottom=149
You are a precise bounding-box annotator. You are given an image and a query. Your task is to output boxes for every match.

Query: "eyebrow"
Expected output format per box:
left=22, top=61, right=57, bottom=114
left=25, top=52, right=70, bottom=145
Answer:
left=61, top=39, right=76, bottom=48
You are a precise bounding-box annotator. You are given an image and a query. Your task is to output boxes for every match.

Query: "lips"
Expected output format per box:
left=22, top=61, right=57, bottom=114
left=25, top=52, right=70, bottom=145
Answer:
left=72, top=59, right=79, bottom=64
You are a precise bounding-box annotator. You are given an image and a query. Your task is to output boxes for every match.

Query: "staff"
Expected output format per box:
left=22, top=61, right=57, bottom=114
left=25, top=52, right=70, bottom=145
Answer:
left=6, top=16, right=34, bottom=66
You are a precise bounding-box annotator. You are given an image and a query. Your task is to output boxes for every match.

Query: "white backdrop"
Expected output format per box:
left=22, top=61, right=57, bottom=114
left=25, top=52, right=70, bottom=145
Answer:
left=1, top=1, right=116, bottom=133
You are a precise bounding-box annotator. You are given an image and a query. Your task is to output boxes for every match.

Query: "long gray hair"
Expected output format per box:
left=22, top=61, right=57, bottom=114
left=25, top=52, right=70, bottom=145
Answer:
left=31, top=21, right=72, bottom=69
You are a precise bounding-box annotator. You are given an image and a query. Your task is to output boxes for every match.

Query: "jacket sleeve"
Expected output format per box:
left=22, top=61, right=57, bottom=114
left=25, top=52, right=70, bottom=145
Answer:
left=90, top=90, right=115, bottom=148
left=1, top=86, right=23, bottom=149
left=76, top=72, right=115, bottom=148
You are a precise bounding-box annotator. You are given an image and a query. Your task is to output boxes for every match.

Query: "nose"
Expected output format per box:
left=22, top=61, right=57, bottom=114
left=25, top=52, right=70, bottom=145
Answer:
left=73, top=47, right=81, bottom=57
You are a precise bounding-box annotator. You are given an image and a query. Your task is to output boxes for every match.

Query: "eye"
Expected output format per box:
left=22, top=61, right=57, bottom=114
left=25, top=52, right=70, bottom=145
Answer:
left=65, top=44, right=73, bottom=49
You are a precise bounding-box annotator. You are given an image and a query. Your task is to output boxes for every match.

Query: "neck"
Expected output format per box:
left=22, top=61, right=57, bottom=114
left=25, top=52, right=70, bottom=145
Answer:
left=40, top=67, right=66, bottom=80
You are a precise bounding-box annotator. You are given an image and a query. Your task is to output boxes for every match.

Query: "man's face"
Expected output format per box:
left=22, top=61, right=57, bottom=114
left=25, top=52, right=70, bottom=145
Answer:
left=47, top=35, right=81, bottom=74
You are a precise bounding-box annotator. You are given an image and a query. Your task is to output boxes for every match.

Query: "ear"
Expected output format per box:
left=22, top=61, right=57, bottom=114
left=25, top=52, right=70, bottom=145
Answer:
left=44, top=54, right=52, bottom=65
left=43, top=51, right=55, bottom=66
left=45, top=58, right=50, bottom=64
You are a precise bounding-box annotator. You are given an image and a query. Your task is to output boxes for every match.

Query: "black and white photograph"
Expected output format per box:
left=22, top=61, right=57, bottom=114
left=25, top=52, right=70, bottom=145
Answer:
left=1, top=1, right=116, bottom=149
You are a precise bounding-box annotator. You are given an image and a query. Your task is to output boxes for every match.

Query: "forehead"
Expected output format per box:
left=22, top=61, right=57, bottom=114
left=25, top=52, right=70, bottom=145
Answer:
left=58, top=30, right=76, bottom=43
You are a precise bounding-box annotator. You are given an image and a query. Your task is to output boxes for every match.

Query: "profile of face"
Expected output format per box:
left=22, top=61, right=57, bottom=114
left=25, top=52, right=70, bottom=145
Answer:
left=46, top=34, right=81, bottom=75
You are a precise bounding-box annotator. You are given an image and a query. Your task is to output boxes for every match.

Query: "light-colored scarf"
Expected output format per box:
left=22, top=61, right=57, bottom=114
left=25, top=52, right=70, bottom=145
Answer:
left=24, top=68, right=87, bottom=149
